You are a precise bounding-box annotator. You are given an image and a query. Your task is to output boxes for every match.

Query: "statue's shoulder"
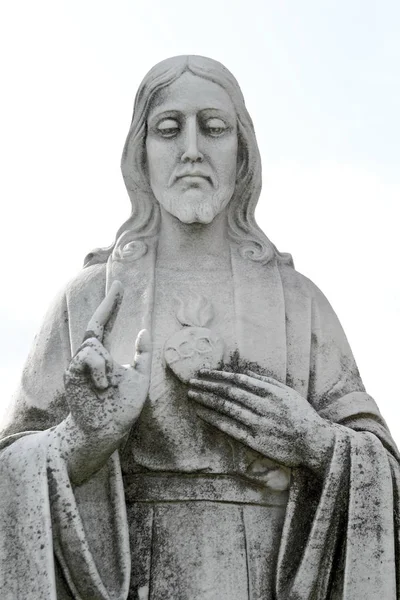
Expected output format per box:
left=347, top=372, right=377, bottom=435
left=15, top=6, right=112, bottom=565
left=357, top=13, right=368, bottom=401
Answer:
left=64, top=262, right=107, bottom=301
left=59, top=263, right=109, bottom=332
left=62, top=259, right=146, bottom=338
left=64, top=258, right=146, bottom=303
left=276, top=261, right=323, bottom=302
left=276, top=260, right=339, bottom=325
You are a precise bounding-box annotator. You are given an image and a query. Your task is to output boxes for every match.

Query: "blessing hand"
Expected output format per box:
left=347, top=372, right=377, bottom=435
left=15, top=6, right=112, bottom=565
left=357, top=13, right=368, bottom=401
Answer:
left=189, top=370, right=335, bottom=476
left=59, top=280, right=152, bottom=484
left=64, top=280, right=151, bottom=437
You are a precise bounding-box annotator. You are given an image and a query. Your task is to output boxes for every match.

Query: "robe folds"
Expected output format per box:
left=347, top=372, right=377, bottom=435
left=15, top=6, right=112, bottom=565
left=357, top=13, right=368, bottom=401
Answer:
left=1, top=240, right=399, bottom=599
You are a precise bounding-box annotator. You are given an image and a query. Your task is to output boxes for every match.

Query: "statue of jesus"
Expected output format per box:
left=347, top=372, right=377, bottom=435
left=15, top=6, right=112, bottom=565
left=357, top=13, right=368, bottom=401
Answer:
left=1, top=55, right=399, bottom=600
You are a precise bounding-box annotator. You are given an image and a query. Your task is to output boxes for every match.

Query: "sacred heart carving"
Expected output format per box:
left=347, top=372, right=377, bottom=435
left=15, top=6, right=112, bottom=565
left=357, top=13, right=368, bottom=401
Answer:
left=164, top=294, right=224, bottom=383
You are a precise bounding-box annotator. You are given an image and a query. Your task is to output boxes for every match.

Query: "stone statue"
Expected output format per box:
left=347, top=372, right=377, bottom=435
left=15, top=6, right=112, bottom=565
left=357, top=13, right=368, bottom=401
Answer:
left=0, top=55, right=399, bottom=600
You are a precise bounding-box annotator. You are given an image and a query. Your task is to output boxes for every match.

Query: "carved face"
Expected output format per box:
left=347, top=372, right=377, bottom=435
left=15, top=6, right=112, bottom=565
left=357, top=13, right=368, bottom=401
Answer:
left=145, top=72, right=238, bottom=224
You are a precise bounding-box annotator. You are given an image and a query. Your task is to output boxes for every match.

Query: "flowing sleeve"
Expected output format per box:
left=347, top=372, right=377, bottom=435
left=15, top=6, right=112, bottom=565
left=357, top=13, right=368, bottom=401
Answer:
left=0, top=267, right=130, bottom=600
left=276, top=279, right=400, bottom=599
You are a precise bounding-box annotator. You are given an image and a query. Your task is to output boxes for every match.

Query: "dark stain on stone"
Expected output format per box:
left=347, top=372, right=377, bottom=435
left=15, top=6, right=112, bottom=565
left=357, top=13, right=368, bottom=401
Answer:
left=218, top=349, right=276, bottom=378
left=1, top=392, right=70, bottom=438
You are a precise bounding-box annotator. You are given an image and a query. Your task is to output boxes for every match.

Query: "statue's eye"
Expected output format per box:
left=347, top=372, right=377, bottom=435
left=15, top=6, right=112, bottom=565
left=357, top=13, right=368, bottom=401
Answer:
left=157, top=118, right=180, bottom=138
left=203, top=117, right=228, bottom=137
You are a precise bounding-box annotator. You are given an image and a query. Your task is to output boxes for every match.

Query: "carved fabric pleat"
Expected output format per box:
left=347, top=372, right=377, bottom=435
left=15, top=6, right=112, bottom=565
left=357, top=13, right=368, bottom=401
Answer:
left=127, top=501, right=286, bottom=600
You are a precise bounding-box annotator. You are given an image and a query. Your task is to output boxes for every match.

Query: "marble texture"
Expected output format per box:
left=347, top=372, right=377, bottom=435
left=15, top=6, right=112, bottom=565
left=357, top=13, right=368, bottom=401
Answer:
left=1, top=55, right=399, bottom=599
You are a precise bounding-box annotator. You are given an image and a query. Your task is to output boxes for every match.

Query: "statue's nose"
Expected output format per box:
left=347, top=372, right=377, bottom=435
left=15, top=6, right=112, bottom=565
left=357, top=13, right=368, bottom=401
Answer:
left=180, top=118, right=204, bottom=163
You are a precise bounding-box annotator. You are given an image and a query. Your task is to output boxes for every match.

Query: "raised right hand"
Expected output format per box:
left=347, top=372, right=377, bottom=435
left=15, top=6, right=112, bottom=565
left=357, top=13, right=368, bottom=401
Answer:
left=64, top=280, right=152, bottom=439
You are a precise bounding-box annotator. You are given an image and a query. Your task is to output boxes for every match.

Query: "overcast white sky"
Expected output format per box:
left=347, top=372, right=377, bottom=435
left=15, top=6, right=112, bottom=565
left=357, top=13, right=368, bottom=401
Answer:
left=0, top=1, right=399, bottom=440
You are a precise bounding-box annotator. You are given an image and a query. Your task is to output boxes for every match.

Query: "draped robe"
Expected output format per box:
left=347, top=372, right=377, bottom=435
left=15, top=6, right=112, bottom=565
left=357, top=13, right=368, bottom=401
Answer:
left=0, top=241, right=399, bottom=599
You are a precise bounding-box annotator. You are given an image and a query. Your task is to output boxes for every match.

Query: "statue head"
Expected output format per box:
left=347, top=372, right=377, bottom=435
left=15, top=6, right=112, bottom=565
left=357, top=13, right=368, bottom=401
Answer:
left=85, top=55, right=292, bottom=266
left=145, top=70, right=238, bottom=225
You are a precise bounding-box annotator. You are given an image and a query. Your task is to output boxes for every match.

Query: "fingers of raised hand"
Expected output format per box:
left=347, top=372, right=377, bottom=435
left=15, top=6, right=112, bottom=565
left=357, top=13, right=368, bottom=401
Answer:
left=188, top=389, right=256, bottom=428
left=67, top=339, right=115, bottom=390
left=84, top=280, right=124, bottom=343
left=132, top=329, right=152, bottom=375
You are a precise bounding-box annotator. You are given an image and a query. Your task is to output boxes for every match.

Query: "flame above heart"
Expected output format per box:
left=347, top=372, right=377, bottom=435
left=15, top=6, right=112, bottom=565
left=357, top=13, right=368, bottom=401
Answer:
left=175, top=293, right=214, bottom=328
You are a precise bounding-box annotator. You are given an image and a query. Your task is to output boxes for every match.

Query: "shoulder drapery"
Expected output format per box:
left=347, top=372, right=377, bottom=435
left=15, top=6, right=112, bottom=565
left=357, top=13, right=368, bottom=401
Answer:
left=0, top=264, right=131, bottom=600
left=1, top=250, right=399, bottom=599
left=276, top=264, right=400, bottom=598
left=0, top=431, right=130, bottom=600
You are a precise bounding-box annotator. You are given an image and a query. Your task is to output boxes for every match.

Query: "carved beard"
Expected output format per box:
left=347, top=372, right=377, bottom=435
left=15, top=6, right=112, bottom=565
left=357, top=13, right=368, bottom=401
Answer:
left=158, top=187, right=232, bottom=224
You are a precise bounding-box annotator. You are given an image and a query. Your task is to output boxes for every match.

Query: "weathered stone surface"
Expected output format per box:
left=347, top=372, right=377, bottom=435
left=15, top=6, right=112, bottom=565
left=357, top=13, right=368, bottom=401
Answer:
left=1, top=55, right=399, bottom=599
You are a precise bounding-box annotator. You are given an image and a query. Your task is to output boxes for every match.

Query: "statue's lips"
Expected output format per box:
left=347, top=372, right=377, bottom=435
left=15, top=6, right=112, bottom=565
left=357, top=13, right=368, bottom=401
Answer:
left=176, top=173, right=213, bottom=185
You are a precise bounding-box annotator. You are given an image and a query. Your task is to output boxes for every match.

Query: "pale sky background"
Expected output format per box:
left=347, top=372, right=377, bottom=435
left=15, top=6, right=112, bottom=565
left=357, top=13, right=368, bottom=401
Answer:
left=0, top=1, right=399, bottom=440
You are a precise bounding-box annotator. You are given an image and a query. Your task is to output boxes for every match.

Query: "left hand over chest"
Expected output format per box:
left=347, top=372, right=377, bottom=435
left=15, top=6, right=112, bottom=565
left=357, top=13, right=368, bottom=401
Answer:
left=189, top=369, right=336, bottom=476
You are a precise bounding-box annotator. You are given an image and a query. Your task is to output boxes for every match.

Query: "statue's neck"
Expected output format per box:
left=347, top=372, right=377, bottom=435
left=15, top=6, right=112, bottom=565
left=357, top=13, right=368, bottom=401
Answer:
left=156, top=208, right=231, bottom=271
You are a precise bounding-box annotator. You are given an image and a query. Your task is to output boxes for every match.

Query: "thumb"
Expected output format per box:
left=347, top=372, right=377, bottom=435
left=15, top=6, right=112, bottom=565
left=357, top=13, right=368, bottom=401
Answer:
left=132, top=329, right=152, bottom=375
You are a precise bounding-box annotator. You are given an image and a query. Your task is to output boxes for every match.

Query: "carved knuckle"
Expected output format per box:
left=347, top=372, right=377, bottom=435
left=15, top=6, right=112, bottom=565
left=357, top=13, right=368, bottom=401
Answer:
left=63, top=369, right=72, bottom=384
left=75, top=345, right=91, bottom=363
left=64, top=367, right=82, bottom=387
left=229, top=386, right=242, bottom=401
left=87, top=350, right=105, bottom=368
left=83, top=337, right=106, bottom=354
left=79, top=337, right=96, bottom=350
left=230, top=373, right=241, bottom=386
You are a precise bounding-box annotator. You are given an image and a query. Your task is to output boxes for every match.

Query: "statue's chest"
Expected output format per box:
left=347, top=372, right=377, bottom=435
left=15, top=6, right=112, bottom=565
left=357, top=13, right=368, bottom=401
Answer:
left=151, top=266, right=237, bottom=374
left=121, top=267, right=241, bottom=472
left=119, top=265, right=291, bottom=496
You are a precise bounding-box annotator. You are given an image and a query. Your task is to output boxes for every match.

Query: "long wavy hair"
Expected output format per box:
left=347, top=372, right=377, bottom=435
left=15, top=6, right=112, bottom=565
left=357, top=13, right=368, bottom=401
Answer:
left=84, top=55, right=292, bottom=267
